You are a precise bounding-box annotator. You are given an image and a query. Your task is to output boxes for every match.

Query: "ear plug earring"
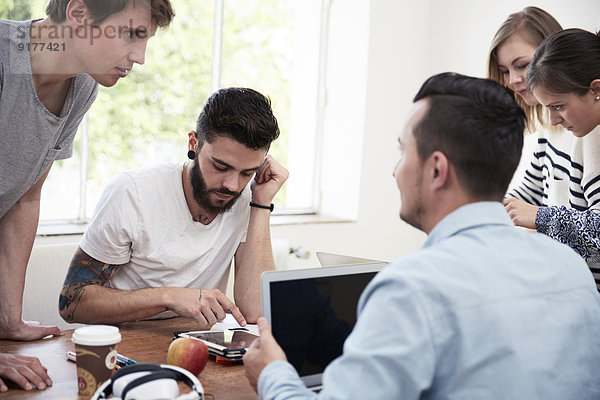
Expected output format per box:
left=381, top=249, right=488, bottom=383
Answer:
left=187, top=150, right=196, bottom=160
left=596, top=96, right=600, bottom=101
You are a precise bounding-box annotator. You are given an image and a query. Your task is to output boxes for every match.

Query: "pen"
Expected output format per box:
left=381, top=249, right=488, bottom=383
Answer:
left=116, top=353, right=138, bottom=365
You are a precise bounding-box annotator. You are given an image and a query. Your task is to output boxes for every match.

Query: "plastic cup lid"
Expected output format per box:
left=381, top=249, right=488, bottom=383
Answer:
left=72, top=325, right=121, bottom=346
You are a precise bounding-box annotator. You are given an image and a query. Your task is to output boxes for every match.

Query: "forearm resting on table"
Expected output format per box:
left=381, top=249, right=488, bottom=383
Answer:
left=59, top=284, right=176, bottom=324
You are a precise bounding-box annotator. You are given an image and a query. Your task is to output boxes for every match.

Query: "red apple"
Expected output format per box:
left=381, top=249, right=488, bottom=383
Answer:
left=167, top=337, right=209, bottom=376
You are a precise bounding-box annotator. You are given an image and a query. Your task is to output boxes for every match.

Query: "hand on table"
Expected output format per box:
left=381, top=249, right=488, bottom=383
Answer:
left=167, top=288, right=246, bottom=329
left=0, top=320, right=62, bottom=341
left=243, top=317, right=287, bottom=392
left=0, top=353, right=52, bottom=392
left=503, top=197, right=539, bottom=230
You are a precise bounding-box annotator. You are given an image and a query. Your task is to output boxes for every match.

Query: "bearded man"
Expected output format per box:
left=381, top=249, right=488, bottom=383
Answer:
left=59, top=87, right=287, bottom=328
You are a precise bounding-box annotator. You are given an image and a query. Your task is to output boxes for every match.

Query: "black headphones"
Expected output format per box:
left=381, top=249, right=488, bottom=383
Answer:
left=91, top=363, right=207, bottom=400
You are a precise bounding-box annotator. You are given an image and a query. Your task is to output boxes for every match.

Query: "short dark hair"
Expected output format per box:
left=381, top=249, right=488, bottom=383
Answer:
left=413, top=72, right=526, bottom=200
left=527, top=28, right=600, bottom=96
left=46, top=0, right=174, bottom=27
left=195, top=87, right=280, bottom=151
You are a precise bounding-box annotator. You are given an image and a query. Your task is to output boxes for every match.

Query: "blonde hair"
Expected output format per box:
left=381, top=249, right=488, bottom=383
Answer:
left=487, top=6, right=562, bottom=132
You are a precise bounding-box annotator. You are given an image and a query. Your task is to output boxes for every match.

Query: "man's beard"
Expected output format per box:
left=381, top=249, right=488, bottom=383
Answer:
left=400, top=200, right=424, bottom=231
left=190, top=157, right=243, bottom=215
left=399, top=173, right=424, bottom=231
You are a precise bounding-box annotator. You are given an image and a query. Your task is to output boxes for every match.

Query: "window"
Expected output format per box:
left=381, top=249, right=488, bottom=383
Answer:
left=3, top=0, right=324, bottom=224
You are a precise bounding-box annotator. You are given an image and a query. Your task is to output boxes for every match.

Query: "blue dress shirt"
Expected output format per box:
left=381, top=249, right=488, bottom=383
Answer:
left=258, top=202, right=600, bottom=399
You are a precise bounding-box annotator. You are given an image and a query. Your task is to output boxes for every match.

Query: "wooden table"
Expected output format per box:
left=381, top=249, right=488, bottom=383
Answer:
left=0, top=317, right=258, bottom=399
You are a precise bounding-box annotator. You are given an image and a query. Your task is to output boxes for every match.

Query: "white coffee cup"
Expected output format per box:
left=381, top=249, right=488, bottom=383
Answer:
left=72, top=325, right=122, bottom=396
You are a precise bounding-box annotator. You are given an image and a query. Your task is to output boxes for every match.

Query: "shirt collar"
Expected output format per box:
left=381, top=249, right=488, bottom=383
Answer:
left=423, top=201, right=512, bottom=249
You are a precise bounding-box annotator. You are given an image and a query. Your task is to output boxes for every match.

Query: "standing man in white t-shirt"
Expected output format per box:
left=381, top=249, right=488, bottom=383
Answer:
left=58, top=87, right=288, bottom=328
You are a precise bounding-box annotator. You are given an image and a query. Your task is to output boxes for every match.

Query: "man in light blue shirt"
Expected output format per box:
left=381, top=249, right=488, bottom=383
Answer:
left=243, top=73, right=600, bottom=399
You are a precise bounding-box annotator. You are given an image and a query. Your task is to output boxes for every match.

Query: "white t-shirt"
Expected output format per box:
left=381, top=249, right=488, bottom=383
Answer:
left=80, top=162, right=251, bottom=294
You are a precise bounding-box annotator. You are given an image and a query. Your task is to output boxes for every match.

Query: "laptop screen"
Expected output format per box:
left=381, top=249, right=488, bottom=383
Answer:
left=261, top=262, right=387, bottom=388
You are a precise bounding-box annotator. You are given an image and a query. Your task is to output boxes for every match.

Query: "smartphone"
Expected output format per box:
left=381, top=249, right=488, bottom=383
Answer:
left=178, top=329, right=259, bottom=360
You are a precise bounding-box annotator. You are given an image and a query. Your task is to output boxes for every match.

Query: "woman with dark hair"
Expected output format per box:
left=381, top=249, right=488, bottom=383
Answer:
left=527, top=28, right=600, bottom=138
left=524, top=28, right=600, bottom=287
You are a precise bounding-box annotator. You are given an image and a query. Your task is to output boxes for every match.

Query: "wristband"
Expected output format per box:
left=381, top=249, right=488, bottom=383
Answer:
left=249, top=201, right=274, bottom=212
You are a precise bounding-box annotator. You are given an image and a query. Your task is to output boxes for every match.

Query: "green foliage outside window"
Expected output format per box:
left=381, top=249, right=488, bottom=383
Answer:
left=0, top=0, right=32, bottom=21
left=85, top=1, right=215, bottom=182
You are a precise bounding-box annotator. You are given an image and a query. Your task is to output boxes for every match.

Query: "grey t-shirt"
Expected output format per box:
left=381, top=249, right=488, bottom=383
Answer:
left=0, top=19, right=98, bottom=217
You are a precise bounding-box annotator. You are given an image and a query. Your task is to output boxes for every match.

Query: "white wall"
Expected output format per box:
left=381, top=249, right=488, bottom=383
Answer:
left=422, top=0, right=600, bottom=78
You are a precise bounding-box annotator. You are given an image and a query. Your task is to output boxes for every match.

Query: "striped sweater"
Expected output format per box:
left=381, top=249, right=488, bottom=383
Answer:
left=508, top=126, right=600, bottom=288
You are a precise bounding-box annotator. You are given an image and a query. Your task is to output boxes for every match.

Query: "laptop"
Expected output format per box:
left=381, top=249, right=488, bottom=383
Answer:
left=316, top=251, right=385, bottom=266
left=261, top=261, right=387, bottom=391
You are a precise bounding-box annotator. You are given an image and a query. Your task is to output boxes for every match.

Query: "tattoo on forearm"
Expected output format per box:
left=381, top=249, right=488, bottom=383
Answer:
left=59, top=248, right=120, bottom=321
